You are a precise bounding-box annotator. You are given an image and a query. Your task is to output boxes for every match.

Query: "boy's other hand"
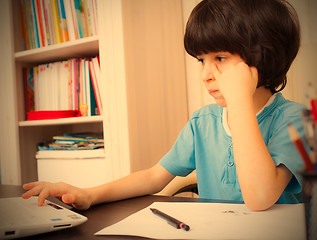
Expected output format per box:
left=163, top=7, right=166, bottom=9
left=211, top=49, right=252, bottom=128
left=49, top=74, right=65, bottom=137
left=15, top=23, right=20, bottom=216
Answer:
left=22, top=181, right=92, bottom=210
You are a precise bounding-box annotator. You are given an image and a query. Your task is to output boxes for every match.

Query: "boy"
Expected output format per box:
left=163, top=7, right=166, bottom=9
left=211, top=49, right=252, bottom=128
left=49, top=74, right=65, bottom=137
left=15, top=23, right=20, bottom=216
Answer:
left=22, top=0, right=307, bottom=211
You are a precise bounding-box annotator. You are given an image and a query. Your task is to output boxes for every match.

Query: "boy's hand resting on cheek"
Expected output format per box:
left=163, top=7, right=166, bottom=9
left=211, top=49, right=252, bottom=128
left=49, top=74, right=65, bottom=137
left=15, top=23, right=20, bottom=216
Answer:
left=211, top=61, right=258, bottom=106
left=22, top=182, right=92, bottom=210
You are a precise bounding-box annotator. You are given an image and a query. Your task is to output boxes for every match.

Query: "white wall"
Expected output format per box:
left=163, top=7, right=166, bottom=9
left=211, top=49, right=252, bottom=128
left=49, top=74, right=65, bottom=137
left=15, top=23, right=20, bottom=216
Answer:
left=284, top=0, right=317, bottom=107
left=0, top=0, right=21, bottom=184
left=182, top=0, right=214, bottom=117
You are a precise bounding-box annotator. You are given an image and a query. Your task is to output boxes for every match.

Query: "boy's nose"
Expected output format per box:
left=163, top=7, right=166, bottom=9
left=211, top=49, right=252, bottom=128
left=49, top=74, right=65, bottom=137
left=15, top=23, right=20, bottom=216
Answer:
left=201, top=64, right=215, bottom=83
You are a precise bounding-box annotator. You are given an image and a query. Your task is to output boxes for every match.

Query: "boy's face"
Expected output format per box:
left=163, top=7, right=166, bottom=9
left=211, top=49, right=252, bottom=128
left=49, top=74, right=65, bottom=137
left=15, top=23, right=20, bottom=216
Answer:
left=196, top=52, right=245, bottom=107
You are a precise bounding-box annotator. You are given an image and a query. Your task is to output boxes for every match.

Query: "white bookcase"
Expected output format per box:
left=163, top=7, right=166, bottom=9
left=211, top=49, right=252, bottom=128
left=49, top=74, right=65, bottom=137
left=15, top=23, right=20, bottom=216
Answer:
left=0, top=0, right=188, bottom=185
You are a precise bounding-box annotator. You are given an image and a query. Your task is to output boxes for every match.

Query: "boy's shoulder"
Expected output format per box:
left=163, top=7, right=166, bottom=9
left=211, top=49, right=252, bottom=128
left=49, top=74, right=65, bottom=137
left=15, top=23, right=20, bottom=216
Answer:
left=190, top=103, right=222, bottom=120
left=271, top=93, right=306, bottom=118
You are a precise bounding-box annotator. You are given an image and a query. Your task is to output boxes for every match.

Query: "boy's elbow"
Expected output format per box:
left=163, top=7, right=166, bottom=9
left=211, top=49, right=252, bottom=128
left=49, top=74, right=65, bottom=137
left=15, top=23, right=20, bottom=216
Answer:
left=243, top=190, right=278, bottom=211
left=244, top=200, right=272, bottom=212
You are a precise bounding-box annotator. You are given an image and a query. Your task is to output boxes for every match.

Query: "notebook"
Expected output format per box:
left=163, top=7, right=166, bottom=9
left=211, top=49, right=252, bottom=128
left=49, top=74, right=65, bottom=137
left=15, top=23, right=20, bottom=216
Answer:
left=0, top=196, right=87, bottom=239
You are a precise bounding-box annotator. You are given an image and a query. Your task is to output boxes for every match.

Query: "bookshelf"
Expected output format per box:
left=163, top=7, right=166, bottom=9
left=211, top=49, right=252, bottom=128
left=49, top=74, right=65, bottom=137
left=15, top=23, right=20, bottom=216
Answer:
left=0, top=0, right=188, bottom=185
left=14, top=36, right=99, bottom=63
left=19, top=115, right=103, bottom=127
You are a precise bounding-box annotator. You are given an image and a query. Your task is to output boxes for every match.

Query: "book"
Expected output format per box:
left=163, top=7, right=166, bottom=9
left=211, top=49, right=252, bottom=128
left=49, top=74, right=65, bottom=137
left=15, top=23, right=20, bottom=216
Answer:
left=88, top=64, right=98, bottom=116
left=92, top=0, right=98, bottom=35
left=82, top=0, right=91, bottom=36
left=37, top=64, right=45, bottom=110
left=35, top=0, right=45, bottom=47
left=51, top=0, right=63, bottom=44
left=53, top=132, right=103, bottom=142
left=40, top=0, right=50, bottom=46
left=63, top=0, right=76, bottom=41
left=23, top=56, right=100, bottom=119
left=22, top=0, right=36, bottom=49
left=69, top=0, right=80, bottom=39
left=22, top=68, right=35, bottom=116
left=50, top=62, right=58, bottom=110
left=71, top=58, right=80, bottom=110
left=89, top=57, right=102, bottom=115
left=78, top=59, right=84, bottom=114
left=20, top=0, right=98, bottom=50
left=25, top=0, right=37, bottom=49
left=67, top=59, right=73, bottom=110
left=60, top=60, right=70, bottom=110
left=30, top=0, right=40, bottom=48
left=20, top=0, right=29, bottom=50
left=87, top=0, right=97, bottom=36
left=44, top=0, right=56, bottom=45
left=84, top=59, right=91, bottom=116
left=73, top=0, right=86, bottom=38
left=33, top=66, right=39, bottom=110
left=37, top=132, right=104, bottom=151
left=37, top=64, right=50, bottom=110
left=57, top=0, right=69, bottom=42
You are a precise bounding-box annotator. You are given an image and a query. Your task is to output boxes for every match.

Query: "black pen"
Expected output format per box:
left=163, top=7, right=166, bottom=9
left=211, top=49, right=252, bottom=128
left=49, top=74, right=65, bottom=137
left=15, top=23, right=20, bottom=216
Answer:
left=150, top=208, right=190, bottom=231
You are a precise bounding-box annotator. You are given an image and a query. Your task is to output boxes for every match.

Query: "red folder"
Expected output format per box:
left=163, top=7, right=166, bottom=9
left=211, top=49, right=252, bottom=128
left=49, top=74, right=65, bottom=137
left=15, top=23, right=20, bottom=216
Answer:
left=26, top=110, right=81, bottom=121
left=311, top=99, right=317, bottom=124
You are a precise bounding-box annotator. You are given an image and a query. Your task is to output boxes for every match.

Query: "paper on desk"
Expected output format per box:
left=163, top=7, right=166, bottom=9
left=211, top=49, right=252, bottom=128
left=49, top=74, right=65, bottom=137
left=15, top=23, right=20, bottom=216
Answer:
left=95, top=202, right=306, bottom=239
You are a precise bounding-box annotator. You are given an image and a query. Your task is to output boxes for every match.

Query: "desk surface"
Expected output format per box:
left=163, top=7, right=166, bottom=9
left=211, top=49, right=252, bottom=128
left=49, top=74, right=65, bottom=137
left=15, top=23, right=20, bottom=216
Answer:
left=0, top=184, right=218, bottom=240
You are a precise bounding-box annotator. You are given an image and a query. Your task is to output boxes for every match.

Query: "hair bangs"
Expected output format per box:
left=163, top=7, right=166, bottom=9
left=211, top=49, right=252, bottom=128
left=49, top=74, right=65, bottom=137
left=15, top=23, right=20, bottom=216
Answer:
left=184, top=1, right=238, bottom=58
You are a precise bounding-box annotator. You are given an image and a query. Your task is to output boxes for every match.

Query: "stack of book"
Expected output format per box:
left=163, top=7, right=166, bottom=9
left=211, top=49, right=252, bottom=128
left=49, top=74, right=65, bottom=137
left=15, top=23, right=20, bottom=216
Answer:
left=20, top=0, right=98, bottom=50
left=38, top=132, right=104, bottom=151
left=23, top=56, right=102, bottom=119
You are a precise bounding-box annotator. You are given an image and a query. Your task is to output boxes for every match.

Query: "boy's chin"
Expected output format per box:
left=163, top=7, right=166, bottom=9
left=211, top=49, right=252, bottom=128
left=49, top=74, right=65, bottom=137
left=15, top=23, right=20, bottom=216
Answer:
left=213, top=98, right=227, bottom=108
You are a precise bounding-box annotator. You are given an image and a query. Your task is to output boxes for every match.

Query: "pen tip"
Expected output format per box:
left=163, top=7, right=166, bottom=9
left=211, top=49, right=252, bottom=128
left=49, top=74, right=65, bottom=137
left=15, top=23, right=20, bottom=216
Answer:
left=183, top=224, right=190, bottom=231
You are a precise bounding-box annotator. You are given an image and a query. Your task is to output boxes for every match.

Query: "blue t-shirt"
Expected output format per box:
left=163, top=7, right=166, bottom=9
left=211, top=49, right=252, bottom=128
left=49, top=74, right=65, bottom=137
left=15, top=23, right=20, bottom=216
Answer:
left=159, top=93, right=307, bottom=204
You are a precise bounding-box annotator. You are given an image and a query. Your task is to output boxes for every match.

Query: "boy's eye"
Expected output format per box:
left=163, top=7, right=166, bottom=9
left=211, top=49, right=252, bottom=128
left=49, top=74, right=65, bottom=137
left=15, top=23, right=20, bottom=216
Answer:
left=216, top=56, right=226, bottom=62
left=197, top=58, right=205, bottom=64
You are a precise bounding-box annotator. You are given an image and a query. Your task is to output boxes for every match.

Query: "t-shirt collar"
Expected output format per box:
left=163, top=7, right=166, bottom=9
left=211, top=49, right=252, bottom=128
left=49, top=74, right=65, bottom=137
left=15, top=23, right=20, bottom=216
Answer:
left=222, top=93, right=277, bottom=136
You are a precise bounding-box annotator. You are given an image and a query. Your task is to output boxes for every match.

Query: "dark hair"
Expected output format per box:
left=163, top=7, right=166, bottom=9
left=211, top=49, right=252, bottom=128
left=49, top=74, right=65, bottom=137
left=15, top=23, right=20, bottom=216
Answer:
left=184, top=0, right=300, bottom=93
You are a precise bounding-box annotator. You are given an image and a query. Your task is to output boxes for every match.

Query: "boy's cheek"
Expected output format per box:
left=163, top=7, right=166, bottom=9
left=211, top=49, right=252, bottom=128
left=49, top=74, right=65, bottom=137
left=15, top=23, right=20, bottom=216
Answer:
left=218, top=62, right=237, bottom=74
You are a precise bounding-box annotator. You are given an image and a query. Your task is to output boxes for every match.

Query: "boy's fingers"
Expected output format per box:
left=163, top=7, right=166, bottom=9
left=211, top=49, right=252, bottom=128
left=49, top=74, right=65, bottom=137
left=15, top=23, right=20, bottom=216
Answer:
left=21, top=192, right=32, bottom=199
left=62, top=193, right=75, bottom=204
left=21, top=185, right=43, bottom=199
left=21, top=182, right=77, bottom=208
left=38, top=188, right=50, bottom=206
left=23, top=182, right=38, bottom=190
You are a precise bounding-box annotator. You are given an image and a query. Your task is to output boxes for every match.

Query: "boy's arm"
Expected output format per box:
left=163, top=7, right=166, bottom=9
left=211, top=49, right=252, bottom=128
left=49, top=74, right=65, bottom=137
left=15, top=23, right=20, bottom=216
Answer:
left=87, top=163, right=175, bottom=205
left=22, top=163, right=175, bottom=210
left=228, top=94, right=293, bottom=211
left=211, top=62, right=293, bottom=211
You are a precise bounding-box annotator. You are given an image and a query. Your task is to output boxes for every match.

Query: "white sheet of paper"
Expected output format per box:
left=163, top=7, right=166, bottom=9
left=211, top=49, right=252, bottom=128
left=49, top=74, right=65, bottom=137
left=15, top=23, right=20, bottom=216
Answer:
left=95, top=202, right=306, bottom=239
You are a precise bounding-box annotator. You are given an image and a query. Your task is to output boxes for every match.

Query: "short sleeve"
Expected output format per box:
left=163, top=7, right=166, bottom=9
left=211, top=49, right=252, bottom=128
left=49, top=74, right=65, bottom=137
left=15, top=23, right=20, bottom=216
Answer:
left=267, top=110, right=307, bottom=194
left=159, top=120, right=196, bottom=176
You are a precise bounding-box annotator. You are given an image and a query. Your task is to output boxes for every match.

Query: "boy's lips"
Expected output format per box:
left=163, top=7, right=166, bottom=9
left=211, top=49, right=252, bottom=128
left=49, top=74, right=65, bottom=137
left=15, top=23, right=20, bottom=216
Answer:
left=208, top=89, right=222, bottom=98
left=208, top=89, right=219, bottom=95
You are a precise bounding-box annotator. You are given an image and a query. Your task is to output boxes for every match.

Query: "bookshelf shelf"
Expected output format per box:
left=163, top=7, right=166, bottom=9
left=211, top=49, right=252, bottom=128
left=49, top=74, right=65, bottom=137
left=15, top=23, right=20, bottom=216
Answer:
left=15, top=36, right=99, bottom=64
left=19, top=115, right=103, bottom=127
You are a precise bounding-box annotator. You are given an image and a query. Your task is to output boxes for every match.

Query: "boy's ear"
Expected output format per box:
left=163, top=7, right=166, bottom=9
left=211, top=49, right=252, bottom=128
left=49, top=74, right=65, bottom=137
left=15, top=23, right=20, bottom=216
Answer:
left=250, top=66, right=259, bottom=85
